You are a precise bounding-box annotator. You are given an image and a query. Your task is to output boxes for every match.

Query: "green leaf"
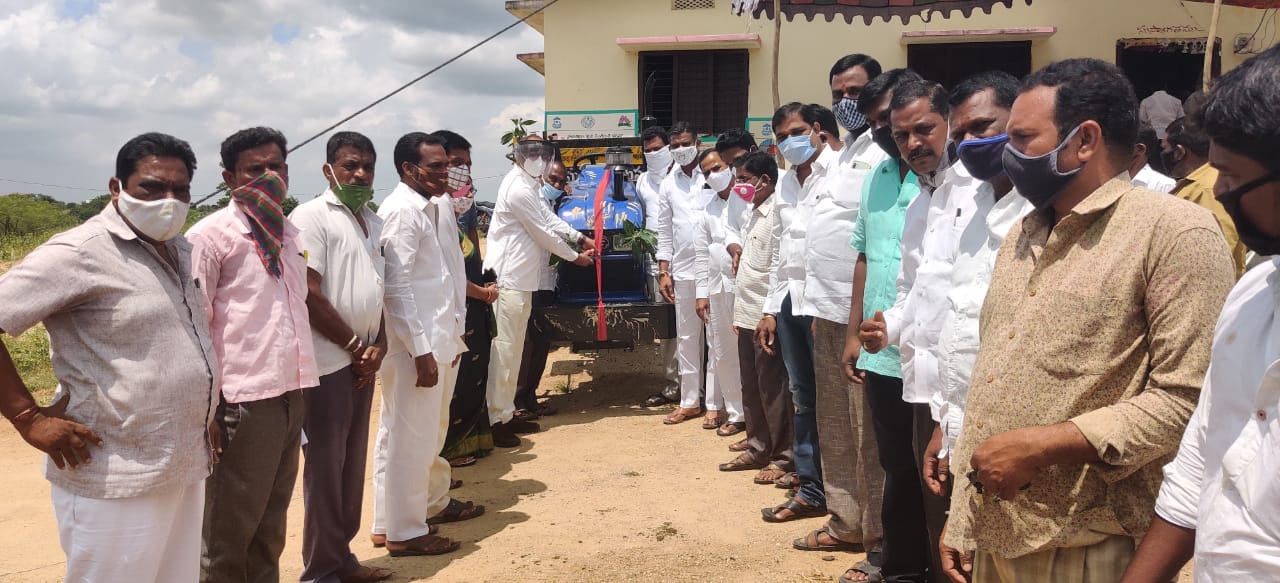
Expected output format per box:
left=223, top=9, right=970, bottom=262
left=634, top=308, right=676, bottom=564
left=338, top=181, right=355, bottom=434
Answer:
left=521, top=119, right=537, bottom=126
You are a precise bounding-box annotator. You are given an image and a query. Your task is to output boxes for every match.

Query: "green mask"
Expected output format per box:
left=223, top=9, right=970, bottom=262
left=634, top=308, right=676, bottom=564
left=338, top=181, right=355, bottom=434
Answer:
left=333, top=182, right=374, bottom=212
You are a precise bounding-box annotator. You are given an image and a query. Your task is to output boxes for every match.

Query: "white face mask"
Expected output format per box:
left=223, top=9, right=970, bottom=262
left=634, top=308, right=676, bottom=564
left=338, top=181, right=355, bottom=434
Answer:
left=705, top=167, right=734, bottom=193
left=115, top=181, right=189, bottom=242
left=644, top=147, right=674, bottom=174
left=521, top=157, right=547, bottom=178
left=671, top=145, right=698, bottom=167
left=451, top=195, right=474, bottom=216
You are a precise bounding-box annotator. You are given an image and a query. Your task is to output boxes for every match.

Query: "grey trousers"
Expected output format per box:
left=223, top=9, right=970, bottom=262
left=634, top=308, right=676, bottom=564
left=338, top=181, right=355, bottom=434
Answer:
left=300, top=368, right=374, bottom=583
left=202, top=389, right=305, bottom=583
left=737, top=327, right=793, bottom=470
left=813, top=318, right=885, bottom=546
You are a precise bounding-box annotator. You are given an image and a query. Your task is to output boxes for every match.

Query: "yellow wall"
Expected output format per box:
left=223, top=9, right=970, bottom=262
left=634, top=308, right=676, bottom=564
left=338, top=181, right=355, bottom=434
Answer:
left=539, top=0, right=1271, bottom=126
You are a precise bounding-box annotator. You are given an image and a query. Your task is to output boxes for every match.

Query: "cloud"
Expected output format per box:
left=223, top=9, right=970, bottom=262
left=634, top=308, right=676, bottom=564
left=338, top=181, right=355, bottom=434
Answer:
left=0, top=0, right=545, bottom=204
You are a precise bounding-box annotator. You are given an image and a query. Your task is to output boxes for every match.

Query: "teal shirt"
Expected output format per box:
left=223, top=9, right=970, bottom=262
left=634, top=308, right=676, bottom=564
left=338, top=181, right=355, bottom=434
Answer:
left=850, top=158, right=920, bottom=379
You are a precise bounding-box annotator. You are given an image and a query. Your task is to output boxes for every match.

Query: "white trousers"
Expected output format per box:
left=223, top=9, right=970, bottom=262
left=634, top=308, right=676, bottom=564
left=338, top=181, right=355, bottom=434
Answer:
left=650, top=272, right=681, bottom=393
left=371, top=352, right=457, bottom=541
left=486, top=288, right=532, bottom=424
left=706, top=291, right=745, bottom=422
left=53, top=480, right=204, bottom=583
left=673, top=279, right=707, bottom=409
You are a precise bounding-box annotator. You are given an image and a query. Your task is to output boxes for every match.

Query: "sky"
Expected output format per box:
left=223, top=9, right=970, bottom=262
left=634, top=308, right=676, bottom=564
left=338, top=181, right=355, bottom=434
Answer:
left=0, top=0, right=547, bottom=204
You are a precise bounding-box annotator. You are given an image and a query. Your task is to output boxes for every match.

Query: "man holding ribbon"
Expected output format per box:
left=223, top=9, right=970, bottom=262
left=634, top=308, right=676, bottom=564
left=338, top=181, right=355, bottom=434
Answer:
left=190, top=127, right=319, bottom=583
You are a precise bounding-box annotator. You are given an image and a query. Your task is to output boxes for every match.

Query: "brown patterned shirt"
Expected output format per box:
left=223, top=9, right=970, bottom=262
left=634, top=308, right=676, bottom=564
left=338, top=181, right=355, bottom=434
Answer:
left=944, top=178, right=1235, bottom=558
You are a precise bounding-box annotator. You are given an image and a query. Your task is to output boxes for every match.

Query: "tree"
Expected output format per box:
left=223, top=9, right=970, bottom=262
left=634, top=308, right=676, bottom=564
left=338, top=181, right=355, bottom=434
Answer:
left=0, top=194, right=79, bottom=236
left=69, top=194, right=112, bottom=222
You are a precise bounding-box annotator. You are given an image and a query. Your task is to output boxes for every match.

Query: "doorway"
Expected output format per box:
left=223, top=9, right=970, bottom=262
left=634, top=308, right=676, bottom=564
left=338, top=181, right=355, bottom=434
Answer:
left=1116, top=37, right=1221, bottom=100
left=906, top=41, right=1033, bottom=89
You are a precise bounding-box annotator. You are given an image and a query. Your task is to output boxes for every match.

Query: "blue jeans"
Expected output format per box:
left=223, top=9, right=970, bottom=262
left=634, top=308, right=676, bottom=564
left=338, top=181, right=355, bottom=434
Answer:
left=776, top=294, right=823, bottom=507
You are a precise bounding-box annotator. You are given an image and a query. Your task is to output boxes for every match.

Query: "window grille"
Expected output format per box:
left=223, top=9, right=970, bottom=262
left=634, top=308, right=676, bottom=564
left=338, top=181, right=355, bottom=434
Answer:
left=672, top=0, right=716, bottom=10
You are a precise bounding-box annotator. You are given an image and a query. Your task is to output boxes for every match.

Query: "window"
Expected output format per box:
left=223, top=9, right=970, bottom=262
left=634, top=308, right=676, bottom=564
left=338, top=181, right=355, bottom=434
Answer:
left=907, top=41, right=1032, bottom=90
left=638, top=50, right=749, bottom=135
left=672, top=0, right=716, bottom=9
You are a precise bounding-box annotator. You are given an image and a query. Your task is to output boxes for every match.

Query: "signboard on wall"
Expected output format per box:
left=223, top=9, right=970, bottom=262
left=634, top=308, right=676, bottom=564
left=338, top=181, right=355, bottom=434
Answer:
left=545, top=109, right=639, bottom=139
left=746, top=117, right=776, bottom=149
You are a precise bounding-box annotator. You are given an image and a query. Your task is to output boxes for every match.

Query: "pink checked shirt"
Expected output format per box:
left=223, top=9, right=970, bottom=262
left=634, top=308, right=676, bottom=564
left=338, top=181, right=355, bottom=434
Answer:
left=189, top=204, right=319, bottom=403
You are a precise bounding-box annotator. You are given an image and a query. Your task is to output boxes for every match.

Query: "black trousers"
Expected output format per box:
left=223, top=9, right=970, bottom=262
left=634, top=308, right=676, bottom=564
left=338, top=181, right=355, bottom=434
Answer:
left=913, top=402, right=950, bottom=583
left=514, top=290, right=557, bottom=411
left=864, top=372, right=930, bottom=583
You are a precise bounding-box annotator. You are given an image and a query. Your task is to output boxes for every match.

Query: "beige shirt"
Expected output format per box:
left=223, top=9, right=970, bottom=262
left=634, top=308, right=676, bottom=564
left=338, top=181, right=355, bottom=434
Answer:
left=0, top=205, right=220, bottom=499
left=945, top=178, right=1235, bottom=558
left=733, top=195, right=777, bottom=330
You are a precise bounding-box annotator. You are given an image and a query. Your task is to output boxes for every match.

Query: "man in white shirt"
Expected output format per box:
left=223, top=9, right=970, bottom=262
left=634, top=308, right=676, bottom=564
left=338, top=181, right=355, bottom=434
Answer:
left=759, top=102, right=840, bottom=522
left=1121, top=45, right=1280, bottom=583
left=791, top=53, right=890, bottom=558
left=860, top=79, right=979, bottom=580
left=372, top=133, right=477, bottom=556
left=484, top=138, right=594, bottom=445
left=1139, top=87, right=1185, bottom=140
left=916, top=72, right=1033, bottom=514
left=636, top=126, right=682, bottom=408
left=290, top=132, right=393, bottom=583
left=694, top=149, right=745, bottom=434
left=655, top=121, right=710, bottom=426
left=1130, top=123, right=1177, bottom=193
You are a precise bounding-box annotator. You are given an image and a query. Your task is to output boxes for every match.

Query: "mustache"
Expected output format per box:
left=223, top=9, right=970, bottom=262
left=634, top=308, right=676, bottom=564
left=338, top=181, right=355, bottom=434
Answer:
left=908, top=147, right=935, bottom=161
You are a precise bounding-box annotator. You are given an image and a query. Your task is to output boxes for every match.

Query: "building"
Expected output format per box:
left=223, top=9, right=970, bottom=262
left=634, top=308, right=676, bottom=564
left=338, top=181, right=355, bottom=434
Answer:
left=507, top=0, right=1279, bottom=143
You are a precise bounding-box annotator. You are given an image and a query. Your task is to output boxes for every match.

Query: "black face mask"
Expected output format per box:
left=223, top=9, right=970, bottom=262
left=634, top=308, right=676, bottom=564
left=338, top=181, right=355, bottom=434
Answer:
left=1218, top=171, right=1280, bottom=256
left=872, top=125, right=901, bottom=160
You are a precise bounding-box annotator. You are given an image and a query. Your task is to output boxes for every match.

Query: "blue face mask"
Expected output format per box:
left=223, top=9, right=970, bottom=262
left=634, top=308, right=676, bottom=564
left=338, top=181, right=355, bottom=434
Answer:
left=540, top=183, right=564, bottom=201
left=957, top=133, right=1010, bottom=181
left=779, top=133, right=818, bottom=165
left=1002, top=125, right=1084, bottom=209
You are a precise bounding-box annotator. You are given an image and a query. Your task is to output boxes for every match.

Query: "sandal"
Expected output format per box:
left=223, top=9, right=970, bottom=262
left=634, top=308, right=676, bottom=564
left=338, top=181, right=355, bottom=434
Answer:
left=791, top=526, right=864, bottom=552
left=719, top=453, right=765, bottom=472
left=761, top=497, right=828, bottom=523
left=701, top=414, right=725, bottom=430
left=838, top=560, right=884, bottom=583
left=642, top=393, right=674, bottom=407
left=385, top=533, right=459, bottom=557
left=774, top=472, right=800, bottom=489
left=663, top=407, right=702, bottom=425
left=427, top=498, right=486, bottom=525
left=729, top=438, right=750, bottom=452
left=370, top=525, right=437, bottom=547
left=753, top=464, right=788, bottom=485
left=449, top=456, right=477, bottom=468
left=536, top=402, right=558, bottom=416
left=513, top=408, right=539, bottom=422
left=338, top=564, right=394, bottom=583
left=450, top=479, right=463, bottom=490
left=717, top=422, right=745, bottom=437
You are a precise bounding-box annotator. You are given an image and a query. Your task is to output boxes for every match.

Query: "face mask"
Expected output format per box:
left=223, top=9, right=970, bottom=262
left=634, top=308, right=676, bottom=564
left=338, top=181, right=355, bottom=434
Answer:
left=448, top=164, right=471, bottom=192
left=115, top=181, right=189, bottom=242
left=1002, top=125, right=1085, bottom=210
left=672, top=145, right=698, bottom=167
left=451, top=195, right=475, bottom=216
left=521, top=157, right=547, bottom=178
left=780, top=133, right=818, bottom=165
left=872, top=125, right=901, bottom=160
left=326, top=164, right=374, bottom=212
left=541, top=183, right=564, bottom=201
left=1217, top=171, right=1280, bottom=255
left=957, top=134, right=1010, bottom=182
left=732, top=183, right=756, bottom=202
left=705, top=167, right=734, bottom=193
left=833, top=97, right=866, bottom=133
left=644, top=147, right=674, bottom=173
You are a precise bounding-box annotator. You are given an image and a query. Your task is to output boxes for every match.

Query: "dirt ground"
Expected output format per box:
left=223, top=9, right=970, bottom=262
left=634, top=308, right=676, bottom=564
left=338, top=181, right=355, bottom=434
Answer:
left=0, top=341, right=1195, bottom=582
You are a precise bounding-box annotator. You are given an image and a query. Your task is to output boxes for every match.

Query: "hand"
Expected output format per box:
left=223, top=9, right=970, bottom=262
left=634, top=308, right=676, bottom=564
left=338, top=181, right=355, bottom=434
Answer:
left=970, top=426, right=1042, bottom=501
left=208, top=419, right=223, bottom=464
left=858, top=310, right=887, bottom=353
left=580, top=236, right=597, bottom=252
left=727, top=244, right=743, bottom=276
left=658, top=274, right=676, bottom=303
left=755, top=315, right=778, bottom=356
left=923, top=424, right=951, bottom=497
left=14, top=394, right=103, bottom=470
left=355, top=343, right=386, bottom=389
left=841, top=336, right=866, bottom=384
left=572, top=250, right=596, bottom=267
left=483, top=283, right=499, bottom=304
left=939, top=520, right=974, bottom=583
left=695, top=298, right=711, bottom=324
left=414, top=353, right=440, bottom=388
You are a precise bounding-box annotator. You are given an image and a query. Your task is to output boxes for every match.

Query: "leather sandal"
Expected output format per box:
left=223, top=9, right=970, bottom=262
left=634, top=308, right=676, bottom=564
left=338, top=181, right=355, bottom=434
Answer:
left=761, top=497, right=828, bottom=523
left=427, top=498, right=486, bottom=525
left=717, top=422, right=745, bottom=437
left=385, top=533, right=459, bottom=557
left=792, top=526, right=864, bottom=552
left=718, top=453, right=766, bottom=472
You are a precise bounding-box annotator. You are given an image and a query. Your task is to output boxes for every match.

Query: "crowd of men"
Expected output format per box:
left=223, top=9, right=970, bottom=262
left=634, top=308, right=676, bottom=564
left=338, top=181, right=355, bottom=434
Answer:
left=1, top=41, right=1279, bottom=583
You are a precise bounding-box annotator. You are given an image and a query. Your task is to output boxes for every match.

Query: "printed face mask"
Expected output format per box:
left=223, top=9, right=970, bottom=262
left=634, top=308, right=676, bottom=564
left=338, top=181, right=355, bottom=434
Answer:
left=115, top=180, right=189, bottom=241
left=671, top=145, right=698, bottom=167
left=451, top=195, right=475, bottom=216
left=957, top=134, right=1010, bottom=182
left=833, top=97, right=866, bottom=133
left=1002, top=126, right=1085, bottom=209
left=448, top=164, right=471, bottom=192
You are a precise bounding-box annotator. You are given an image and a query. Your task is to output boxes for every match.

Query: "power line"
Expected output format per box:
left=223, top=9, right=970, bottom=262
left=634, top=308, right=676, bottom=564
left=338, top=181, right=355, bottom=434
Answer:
left=0, top=177, right=104, bottom=193
left=195, top=0, right=558, bottom=206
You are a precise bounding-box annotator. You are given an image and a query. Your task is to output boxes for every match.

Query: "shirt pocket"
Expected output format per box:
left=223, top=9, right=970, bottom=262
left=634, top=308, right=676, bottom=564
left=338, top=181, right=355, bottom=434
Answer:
left=745, top=235, right=772, bottom=273
left=1030, top=291, right=1128, bottom=376
left=832, top=168, right=869, bottom=209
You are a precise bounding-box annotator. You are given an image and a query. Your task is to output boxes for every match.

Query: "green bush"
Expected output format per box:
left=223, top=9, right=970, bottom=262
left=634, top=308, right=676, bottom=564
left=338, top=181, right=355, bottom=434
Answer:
left=0, top=194, right=79, bottom=237
left=3, top=327, right=57, bottom=404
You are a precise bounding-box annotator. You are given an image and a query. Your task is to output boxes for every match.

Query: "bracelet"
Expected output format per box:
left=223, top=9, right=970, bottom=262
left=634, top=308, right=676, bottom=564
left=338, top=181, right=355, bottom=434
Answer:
left=8, top=405, right=39, bottom=427
left=348, top=339, right=365, bottom=356
left=342, top=334, right=360, bottom=351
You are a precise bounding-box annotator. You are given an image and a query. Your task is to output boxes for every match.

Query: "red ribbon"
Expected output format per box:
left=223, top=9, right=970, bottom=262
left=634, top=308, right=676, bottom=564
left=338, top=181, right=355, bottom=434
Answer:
left=592, top=169, right=610, bottom=341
